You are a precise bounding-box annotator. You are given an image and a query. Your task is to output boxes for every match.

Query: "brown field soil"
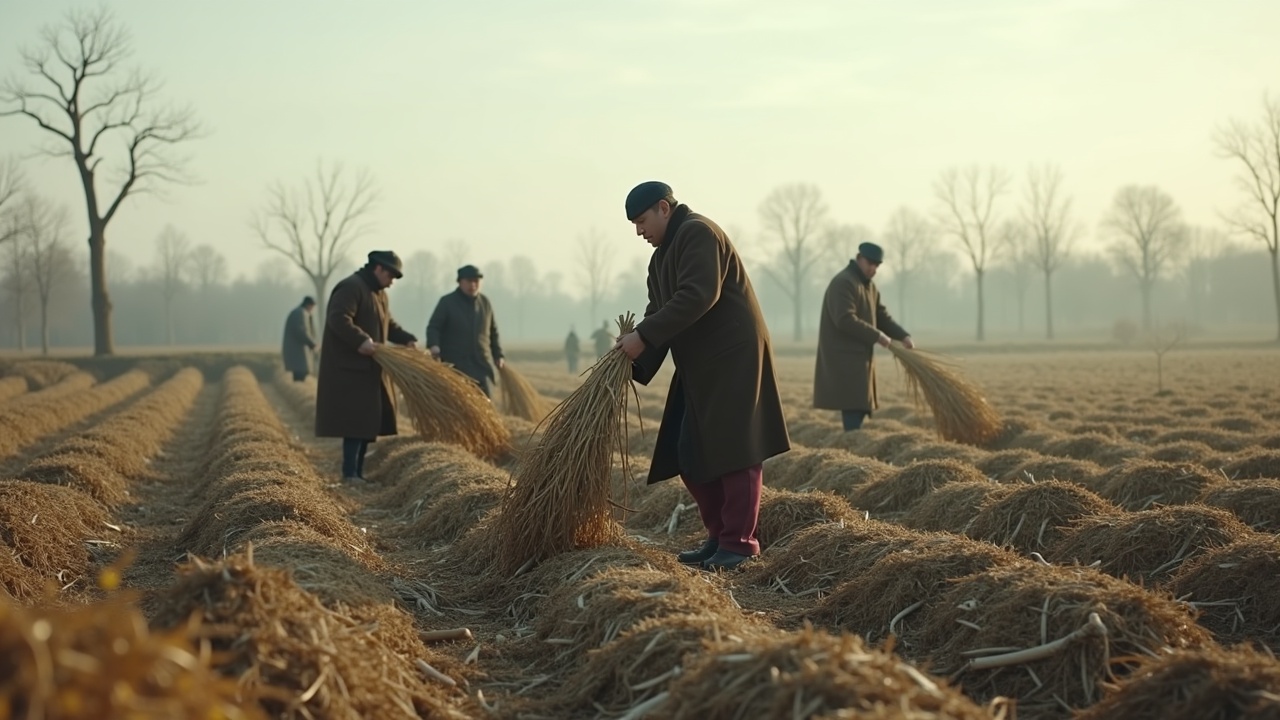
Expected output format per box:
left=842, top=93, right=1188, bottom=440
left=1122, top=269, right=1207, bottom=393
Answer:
left=1, top=346, right=1278, bottom=719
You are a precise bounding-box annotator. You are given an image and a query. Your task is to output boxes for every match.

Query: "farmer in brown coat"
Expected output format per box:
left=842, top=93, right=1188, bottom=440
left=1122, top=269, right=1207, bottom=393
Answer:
left=315, top=250, right=418, bottom=483
left=617, top=181, right=791, bottom=572
left=813, top=242, right=913, bottom=431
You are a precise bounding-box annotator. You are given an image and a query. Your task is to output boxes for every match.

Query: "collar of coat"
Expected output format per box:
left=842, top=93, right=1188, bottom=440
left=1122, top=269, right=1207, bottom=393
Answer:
left=452, top=288, right=480, bottom=303
left=655, top=203, right=693, bottom=256
left=849, top=260, right=872, bottom=286
left=357, top=267, right=383, bottom=292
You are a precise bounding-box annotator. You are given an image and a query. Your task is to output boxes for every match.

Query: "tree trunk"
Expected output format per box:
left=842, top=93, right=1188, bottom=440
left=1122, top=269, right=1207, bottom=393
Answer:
left=897, top=277, right=908, bottom=326
left=1270, top=246, right=1280, bottom=343
left=15, top=293, right=26, bottom=352
left=1141, top=278, right=1153, bottom=334
left=792, top=274, right=803, bottom=343
left=1044, top=269, right=1055, bottom=341
left=166, top=301, right=175, bottom=346
left=1017, top=287, right=1026, bottom=336
left=313, top=277, right=328, bottom=339
left=89, top=227, right=114, bottom=356
left=975, top=269, right=986, bottom=342
left=40, top=300, right=49, bottom=356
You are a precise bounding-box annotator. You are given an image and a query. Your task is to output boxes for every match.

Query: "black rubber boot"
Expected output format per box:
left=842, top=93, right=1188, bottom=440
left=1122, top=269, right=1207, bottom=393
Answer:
left=701, top=549, right=752, bottom=572
left=677, top=539, right=719, bottom=565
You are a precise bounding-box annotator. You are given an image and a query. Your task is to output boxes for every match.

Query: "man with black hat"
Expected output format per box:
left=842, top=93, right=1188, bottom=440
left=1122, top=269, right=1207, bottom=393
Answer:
left=315, top=250, right=418, bottom=483
left=426, top=264, right=505, bottom=397
left=282, top=296, right=317, bottom=382
left=616, top=181, right=791, bottom=572
left=813, top=242, right=914, bottom=431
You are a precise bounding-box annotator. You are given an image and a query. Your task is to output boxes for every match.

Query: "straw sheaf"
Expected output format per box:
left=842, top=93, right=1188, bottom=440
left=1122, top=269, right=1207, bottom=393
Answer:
left=1074, top=645, right=1280, bottom=720
left=851, top=459, right=991, bottom=515
left=1169, top=534, right=1280, bottom=649
left=743, top=520, right=921, bottom=594
left=498, top=362, right=554, bottom=423
left=662, top=625, right=1002, bottom=720
left=1094, top=460, right=1223, bottom=511
left=491, top=314, right=638, bottom=574
left=756, top=488, right=862, bottom=550
left=887, top=344, right=1003, bottom=447
left=965, top=480, right=1120, bottom=553
left=371, top=344, right=512, bottom=459
left=1199, top=479, right=1280, bottom=532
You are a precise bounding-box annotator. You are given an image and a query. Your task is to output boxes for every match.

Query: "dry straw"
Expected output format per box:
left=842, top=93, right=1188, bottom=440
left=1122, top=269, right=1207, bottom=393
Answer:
left=498, top=362, right=553, bottom=423
left=372, top=344, right=511, bottom=459
left=492, top=313, right=638, bottom=574
left=888, top=343, right=1003, bottom=446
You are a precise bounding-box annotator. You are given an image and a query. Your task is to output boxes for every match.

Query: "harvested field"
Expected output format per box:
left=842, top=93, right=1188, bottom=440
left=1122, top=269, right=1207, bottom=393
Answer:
left=3, top=347, right=1276, bottom=719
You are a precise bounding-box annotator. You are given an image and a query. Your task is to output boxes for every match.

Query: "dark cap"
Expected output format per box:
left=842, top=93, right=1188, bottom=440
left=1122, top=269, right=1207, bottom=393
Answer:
left=302, top=296, right=316, bottom=307
left=457, top=264, right=483, bottom=281
left=625, top=181, right=674, bottom=221
left=367, top=250, right=404, bottom=278
left=857, top=242, right=884, bottom=264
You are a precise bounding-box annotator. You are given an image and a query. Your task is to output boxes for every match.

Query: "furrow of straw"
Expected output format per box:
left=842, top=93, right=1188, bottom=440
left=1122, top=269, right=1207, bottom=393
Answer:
left=0, top=369, right=150, bottom=462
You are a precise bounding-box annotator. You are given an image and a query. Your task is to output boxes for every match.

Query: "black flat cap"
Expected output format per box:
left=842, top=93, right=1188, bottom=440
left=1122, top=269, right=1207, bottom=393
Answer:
left=625, top=181, right=674, bottom=221
left=368, top=250, right=404, bottom=277
left=457, top=264, right=483, bottom=281
left=858, top=242, right=884, bottom=264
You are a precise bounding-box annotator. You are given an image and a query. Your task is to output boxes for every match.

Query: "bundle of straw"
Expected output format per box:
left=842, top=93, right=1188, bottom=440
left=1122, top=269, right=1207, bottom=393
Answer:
left=888, top=343, right=1003, bottom=446
left=492, top=313, right=637, bottom=574
left=372, top=345, right=511, bottom=459
left=498, top=363, right=552, bottom=423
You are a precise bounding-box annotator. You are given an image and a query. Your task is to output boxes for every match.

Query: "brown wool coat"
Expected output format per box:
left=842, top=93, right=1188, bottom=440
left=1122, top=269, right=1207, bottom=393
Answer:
left=315, top=269, right=417, bottom=439
left=632, top=206, right=791, bottom=484
left=813, top=262, right=908, bottom=412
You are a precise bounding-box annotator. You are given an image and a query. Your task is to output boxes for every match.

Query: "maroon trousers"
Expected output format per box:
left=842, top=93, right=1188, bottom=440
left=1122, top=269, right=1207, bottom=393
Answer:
left=681, top=464, right=763, bottom=556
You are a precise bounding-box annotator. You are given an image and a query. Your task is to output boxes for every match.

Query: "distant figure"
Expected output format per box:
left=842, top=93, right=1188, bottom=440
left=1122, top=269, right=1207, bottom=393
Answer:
left=282, top=296, right=317, bottom=382
left=427, top=264, right=505, bottom=397
left=591, top=320, right=613, bottom=358
left=315, top=250, right=418, bottom=483
left=813, top=242, right=914, bottom=431
left=564, top=327, right=581, bottom=374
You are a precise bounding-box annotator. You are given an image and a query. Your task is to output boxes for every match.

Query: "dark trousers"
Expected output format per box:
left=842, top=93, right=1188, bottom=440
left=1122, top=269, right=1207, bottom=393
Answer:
left=292, top=370, right=308, bottom=382
left=842, top=410, right=868, bottom=431
left=342, top=438, right=371, bottom=478
left=681, top=464, right=763, bottom=556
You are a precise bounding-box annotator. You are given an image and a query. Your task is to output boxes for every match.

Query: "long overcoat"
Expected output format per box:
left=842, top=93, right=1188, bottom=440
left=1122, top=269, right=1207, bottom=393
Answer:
left=813, top=262, right=908, bottom=412
left=632, top=205, right=791, bottom=484
left=426, top=289, right=503, bottom=385
left=281, top=305, right=316, bottom=374
left=315, top=268, right=417, bottom=439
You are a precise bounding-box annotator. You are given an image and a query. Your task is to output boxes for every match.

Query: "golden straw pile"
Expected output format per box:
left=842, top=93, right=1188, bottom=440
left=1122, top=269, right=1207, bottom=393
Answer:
left=492, top=313, right=637, bottom=574
left=888, top=343, right=1003, bottom=446
left=372, top=345, right=511, bottom=459
left=498, top=363, right=552, bottom=423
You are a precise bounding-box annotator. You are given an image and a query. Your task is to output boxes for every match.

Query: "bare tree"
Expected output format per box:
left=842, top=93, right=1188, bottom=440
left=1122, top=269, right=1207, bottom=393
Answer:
left=154, top=225, right=191, bottom=345
left=933, top=165, right=1012, bottom=341
left=0, top=157, right=25, bottom=240
left=2, top=213, right=32, bottom=350
left=823, top=223, right=874, bottom=271
left=20, top=194, right=72, bottom=355
left=1020, top=164, right=1079, bottom=340
left=576, top=228, right=613, bottom=329
left=508, top=254, right=541, bottom=338
left=189, top=243, right=227, bottom=294
left=1103, top=185, right=1187, bottom=333
left=253, top=160, right=377, bottom=328
left=998, top=220, right=1037, bottom=335
left=1147, top=321, right=1187, bottom=395
left=1216, top=93, right=1280, bottom=341
left=759, top=183, right=830, bottom=342
left=880, top=207, right=935, bottom=325
left=0, top=7, right=201, bottom=356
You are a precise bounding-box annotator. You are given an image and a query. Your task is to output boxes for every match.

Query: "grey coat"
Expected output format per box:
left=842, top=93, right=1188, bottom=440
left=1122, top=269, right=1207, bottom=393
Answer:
left=426, top=289, right=503, bottom=384
left=281, top=305, right=316, bottom=374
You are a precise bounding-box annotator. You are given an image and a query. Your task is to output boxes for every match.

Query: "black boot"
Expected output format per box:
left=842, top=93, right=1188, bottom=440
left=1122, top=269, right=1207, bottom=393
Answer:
left=701, top=549, right=752, bottom=572
left=677, top=539, right=719, bottom=565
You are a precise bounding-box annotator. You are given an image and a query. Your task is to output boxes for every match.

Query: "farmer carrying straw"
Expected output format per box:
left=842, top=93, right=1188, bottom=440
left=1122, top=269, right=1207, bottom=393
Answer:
left=616, top=181, right=791, bottom=572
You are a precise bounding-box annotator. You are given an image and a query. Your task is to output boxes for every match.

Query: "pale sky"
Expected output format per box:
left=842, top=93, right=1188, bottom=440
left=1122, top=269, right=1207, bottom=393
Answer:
left=1, top=0, right=1277, bottom=290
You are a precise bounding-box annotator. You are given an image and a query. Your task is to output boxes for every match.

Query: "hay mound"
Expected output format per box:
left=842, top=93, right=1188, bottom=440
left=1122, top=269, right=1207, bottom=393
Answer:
left=1225, top=450, right=1280, bottom=480
left=1199, top=479, right=1280, bottom=532
left=810, top=534, right=1024, bottom=646
left=851, top=459, right=989, bottom=514
left=1045, top=432, right=1122, bottom=462
left=395, top=483, right=505, bottom=547
left=975, top=449, right=1042, bottom=479
left=901, top=481, right=1014, bottom=533
left=1096, top=460, right=1223, bottom=511
left=765, top=448, right=888, bottom=493
left=549, top=612, right=763, bottom=717
left=918, top=563, right=1210, bottom=714
left=0, top=375, right=26, bottom=404
left=371, top=344, right=512, bottom=458
left=151, top=553, right=466, bottom=720
left=0, top=545, right=41, bottom=602
left=1051, top=505, right=1251, bottom=583
left=1170, top=534, right=1280, bottom=649
left=627, top=481, right=701, bottom=536
left=239, top=521, right=397, bottom=607
left=866, top=430, right=936, bottom=462
left=0, top=587, right=264, bottom=718
left=1145, top=440, right=1216, bottom=464
left=1006, top=456, right=1104, bottom=486
left=1154, top=428, right=1252, bottom=452
left=7, top=359, right=79, bottom=388
left=889, top=441, right=986, bottom=465
left=806, top=456, right=894, bottom=497
left=757, top=488, right=860, bottom=549
left=1211, top=414, right=1267, bottom=433
left=1075, top=645, right=1280, bottom=720
left=498, top=363, right=553, bottom=422
left=887, top=345, right=1003, bottom=446
left=0, top=481, right=109, bottom=581
left=744, top=520, right=920, bottom=594
left=966, top=480, right=1119, bottom=553
left=663, top=625, right=1000, bottom=720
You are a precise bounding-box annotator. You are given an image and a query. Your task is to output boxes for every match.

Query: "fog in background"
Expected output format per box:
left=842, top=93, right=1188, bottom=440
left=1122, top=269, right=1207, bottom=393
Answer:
left=2, top=1, right=1279, bottom=352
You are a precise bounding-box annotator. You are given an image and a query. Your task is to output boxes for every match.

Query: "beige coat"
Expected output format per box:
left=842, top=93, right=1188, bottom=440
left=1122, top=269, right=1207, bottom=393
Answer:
left=813, top=262, right=908, bottom=412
